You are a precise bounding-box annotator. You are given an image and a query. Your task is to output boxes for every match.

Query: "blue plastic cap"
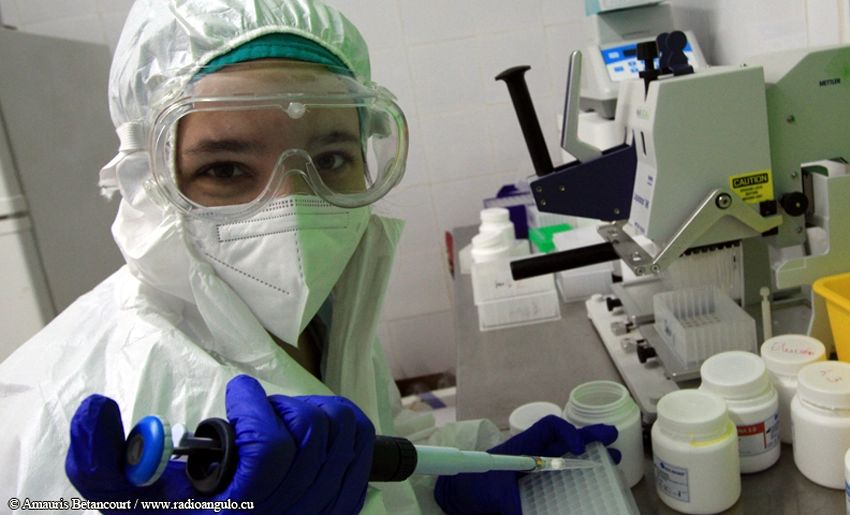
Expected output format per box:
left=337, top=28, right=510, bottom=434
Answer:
left=124, top=415, right=173, bottom=487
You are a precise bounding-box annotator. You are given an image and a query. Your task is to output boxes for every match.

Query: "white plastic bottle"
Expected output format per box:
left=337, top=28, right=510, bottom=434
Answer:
left=479, top=207, right=528, bottom=258
left=792, top=361, right=850, bottom=490
left=460, top=208, right=521, bottom=275
left=759, top=335, right=826, bottom=444
left=470, top=231, right=511, bottom=265
left=564, top=381, right=644, bottom=487
left=469, top=231, right=510, bottom=304
left=469, top=213, right=560, bottom=330
left=509, top=401, right=562, bottom=436
left=699, top=351, right=780, bottom=473
left=651, top=389, right=741, bottom=514
left=479, top=207, right=515, bottom=245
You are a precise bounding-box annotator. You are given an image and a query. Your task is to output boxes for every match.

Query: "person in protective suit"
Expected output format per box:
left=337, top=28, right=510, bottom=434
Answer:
left=0, top=1, right=616, bottom=513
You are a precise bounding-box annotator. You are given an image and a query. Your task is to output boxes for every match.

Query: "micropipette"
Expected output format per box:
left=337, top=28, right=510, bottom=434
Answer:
left=124, top=416, right=599, bottom=494
left=371, top=437, right=598, bottom=481
left=414, top=445, right=599, bottom=474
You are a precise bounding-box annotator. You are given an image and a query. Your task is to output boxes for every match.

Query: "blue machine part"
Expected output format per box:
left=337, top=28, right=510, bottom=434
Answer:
left=529, top=144, right=637, bottom=221
left=124, top=415, right=173, bottom=487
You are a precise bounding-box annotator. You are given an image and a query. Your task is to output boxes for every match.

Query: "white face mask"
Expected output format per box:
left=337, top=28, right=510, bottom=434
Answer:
left=186, top=196, right=370, bottom=345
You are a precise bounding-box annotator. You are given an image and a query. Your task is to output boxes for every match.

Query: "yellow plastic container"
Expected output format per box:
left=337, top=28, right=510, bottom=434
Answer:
left=813, top=272, right=850, bottom=362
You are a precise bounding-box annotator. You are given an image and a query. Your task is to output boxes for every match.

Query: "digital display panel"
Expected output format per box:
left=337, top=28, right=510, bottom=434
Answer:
left=601, top=41, right=698, bottom=82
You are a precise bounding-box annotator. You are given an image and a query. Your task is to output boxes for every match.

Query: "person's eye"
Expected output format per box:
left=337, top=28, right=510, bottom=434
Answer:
left=313, top=151, right=353, bottom=172
left=199, top=162, right=247, bottom=179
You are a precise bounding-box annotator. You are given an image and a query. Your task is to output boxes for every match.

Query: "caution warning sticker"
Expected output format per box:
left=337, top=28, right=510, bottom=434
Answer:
left=729, top=169, right=774, bottom=204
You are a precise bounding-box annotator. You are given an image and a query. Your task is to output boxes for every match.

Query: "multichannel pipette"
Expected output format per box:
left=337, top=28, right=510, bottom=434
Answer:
left=125, top=416, right=599, bottom=494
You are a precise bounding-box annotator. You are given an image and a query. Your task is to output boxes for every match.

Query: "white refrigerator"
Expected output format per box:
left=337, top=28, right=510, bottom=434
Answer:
left=0, top=29, right=124, bottom=362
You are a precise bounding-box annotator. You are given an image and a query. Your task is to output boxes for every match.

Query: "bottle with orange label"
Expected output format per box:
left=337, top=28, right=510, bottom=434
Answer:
left=699, top=351, right=780, bottom=473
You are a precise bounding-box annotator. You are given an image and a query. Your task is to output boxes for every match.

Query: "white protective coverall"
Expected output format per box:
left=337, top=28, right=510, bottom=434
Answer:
left=0, top=0, right=501, bottom=513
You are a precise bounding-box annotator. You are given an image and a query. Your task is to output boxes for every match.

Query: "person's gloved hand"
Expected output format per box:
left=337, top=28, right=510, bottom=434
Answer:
left=433, top=415, right=618, bottom=515
left=66, top=374, right=375, bottom=514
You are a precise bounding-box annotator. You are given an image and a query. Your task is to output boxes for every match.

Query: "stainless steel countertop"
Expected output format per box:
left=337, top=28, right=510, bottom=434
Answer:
left=452, top=225, right=844, bottom=514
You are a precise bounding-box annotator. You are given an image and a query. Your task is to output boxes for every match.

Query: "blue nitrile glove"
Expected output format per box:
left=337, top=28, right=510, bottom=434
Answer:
left=433, top=415, right=619, bottom=515
left=66, top=374, right=375, bottom=515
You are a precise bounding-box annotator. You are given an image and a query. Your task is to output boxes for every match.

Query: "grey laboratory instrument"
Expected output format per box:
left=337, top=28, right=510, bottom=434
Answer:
left=500, top=36, right=850, bottom=422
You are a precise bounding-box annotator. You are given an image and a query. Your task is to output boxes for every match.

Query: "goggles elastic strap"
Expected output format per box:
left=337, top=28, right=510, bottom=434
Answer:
left=117, top=121, right=147, bottom=153
left=99, top=121, right=149, bottom=199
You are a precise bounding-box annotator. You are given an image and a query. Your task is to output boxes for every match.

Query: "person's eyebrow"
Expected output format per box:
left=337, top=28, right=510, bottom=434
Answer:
left=311, top=130, right=360, bottom=146
left=182, top=138, right=261, bottom=155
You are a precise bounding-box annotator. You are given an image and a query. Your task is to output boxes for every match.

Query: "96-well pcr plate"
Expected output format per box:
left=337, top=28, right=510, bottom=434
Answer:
left=519, top=441, right=640, bottom=515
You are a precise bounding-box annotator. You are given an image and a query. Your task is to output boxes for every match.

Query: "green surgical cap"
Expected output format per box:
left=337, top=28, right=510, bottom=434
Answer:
left=203, top=33, right=350, bottom=76
left=109, top=0, right=371, bottom=128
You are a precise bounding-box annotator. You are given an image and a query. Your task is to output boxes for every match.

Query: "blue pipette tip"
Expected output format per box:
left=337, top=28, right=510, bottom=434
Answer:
left=124, top=415, right=173, bottom=487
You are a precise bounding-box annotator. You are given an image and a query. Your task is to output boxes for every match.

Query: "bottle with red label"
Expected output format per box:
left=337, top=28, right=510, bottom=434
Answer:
left=760, top=335, right=826, bottom=444
left=699, top=351, right=781, bottom=473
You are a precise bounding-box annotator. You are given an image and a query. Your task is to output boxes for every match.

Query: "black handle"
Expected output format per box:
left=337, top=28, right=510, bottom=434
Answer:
left=510, top=242, right=619, bottom=280
left=182, top=422, right=419, bottom=494
left=185, top=418, right=238, bottom=496
left=370, top=435, right=418, bottom=482
left=637, top=40, right=660, bottom=94
left=496, top=66, right=554, bottom=177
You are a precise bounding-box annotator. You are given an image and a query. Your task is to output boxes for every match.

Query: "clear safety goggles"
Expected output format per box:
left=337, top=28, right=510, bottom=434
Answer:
left=148, top=60, right=407, bottom=222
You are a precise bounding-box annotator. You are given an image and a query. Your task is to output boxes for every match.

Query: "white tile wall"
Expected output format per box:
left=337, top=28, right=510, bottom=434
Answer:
left=418, top=109, right=496, bottom=183
left=3, top=0, right=849, bottom=379
left=478, top=29, right=553, bottom=104
left=407, top=39, right=485, bottom=115
left=545, top=21, right=591, bottom=94
left=397, top=0, right=476, bottom=46
left=808, top=0, right=843, bottom=47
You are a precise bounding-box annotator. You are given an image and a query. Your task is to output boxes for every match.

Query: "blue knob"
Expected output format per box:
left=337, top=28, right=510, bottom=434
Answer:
left=124, top=415, right=173, bottom=487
